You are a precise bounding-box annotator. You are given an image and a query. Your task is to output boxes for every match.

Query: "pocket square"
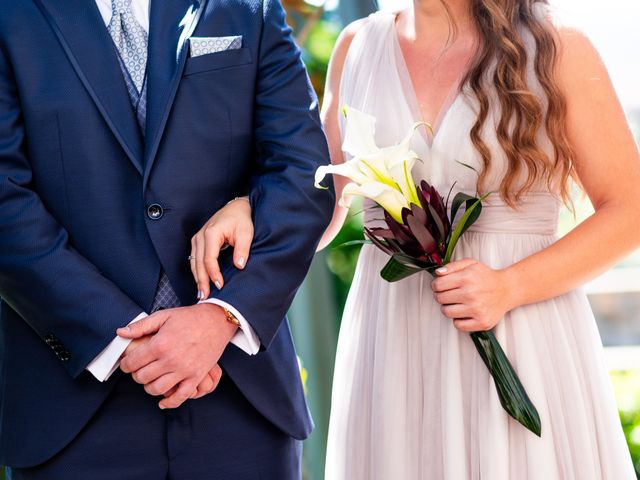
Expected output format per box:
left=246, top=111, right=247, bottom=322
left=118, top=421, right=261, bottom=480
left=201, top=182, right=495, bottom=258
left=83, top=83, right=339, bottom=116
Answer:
left=189, top=36, right=243, bottom=58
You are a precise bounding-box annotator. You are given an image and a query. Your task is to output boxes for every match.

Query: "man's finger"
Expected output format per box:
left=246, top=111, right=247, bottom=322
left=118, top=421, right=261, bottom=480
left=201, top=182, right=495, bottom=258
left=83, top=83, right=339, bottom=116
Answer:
left=117, top=311, right=168, bottom=339
left=435, top=258, right=477, bottom=276
left=131, top=360, right=166, bottom=386
left=192, top=375, right=214, bottom=399
left=164, top=385, right=179, bottom=398
left=232, top=226, right=253, bottom=270
left=144, top=372, right=182, bottom=397
left=191, top=365, right=223, bottom=400
left=122, top=336, right=148, bottom=356
left=209, top=365, right=223, bottom=389
left=160, top=378, right=199, bottom=409
left=120, top=331, right=168, bottom=373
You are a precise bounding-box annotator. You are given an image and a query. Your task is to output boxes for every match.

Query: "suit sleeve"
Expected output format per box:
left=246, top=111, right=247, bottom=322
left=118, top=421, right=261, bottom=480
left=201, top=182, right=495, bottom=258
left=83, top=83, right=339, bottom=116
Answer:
left=208, top=0, right=335, bottom=350
left=0, top=44, right=144, bottom=378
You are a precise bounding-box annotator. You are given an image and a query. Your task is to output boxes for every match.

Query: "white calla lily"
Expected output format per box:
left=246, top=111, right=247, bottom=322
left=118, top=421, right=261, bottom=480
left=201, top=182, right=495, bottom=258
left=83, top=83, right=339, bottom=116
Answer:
left=360, top=141, right=422, bottom=206
left=315, top=105, right=432, bottom=223
left=314, top=161, right=369, bottom=189
left=340, top=181, right=409, bottom=223
left=384, top=121, right=431, bottom=205
left=341, top=105, right=380, bottom=158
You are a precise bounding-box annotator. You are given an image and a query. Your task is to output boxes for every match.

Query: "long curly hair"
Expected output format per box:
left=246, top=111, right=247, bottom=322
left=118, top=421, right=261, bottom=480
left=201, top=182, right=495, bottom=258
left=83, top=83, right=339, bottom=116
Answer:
left=442, top=0, right=575, bottom=206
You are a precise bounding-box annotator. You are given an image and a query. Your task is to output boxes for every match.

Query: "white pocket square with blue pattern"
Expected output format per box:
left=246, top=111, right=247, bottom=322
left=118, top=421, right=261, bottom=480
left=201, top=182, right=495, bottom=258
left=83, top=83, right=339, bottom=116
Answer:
left=189, top=36, right=243, bottom=58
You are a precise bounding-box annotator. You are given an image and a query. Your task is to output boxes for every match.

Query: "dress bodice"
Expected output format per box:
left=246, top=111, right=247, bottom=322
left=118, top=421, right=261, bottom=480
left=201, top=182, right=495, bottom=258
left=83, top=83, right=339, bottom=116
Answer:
left=338, top=9, right=562, bottom=235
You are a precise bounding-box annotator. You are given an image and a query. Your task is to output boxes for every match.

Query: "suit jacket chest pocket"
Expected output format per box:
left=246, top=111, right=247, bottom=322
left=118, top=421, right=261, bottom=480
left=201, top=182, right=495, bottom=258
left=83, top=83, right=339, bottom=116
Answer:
left=183, top=48, right=253, bottom=76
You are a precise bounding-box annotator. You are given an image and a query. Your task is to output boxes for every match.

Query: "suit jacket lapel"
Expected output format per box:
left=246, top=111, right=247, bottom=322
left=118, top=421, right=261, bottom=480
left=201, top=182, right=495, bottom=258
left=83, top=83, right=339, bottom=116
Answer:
left=144, top=0, right=207, bottom=187
left=34, top=0, right=145, bottom=175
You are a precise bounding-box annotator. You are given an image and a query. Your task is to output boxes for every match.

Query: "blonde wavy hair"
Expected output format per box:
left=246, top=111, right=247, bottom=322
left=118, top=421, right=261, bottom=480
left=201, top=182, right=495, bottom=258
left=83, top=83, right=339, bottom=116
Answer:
left=440, top=0, right=575, bottom=206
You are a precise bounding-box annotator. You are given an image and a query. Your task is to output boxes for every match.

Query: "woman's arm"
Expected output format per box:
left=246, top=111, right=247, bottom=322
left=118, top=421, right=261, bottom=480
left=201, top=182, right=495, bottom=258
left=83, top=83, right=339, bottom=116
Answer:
left=193, top=20, right=367, bottom=290
left=504, top=28, right=640, bottom=305
left=317, top=20, right=366, bottom=251
left=433, top=28, right=640, bottom=332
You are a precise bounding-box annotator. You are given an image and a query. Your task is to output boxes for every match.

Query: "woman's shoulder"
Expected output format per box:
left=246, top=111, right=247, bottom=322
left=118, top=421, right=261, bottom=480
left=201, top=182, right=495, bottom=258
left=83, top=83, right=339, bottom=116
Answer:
left=548, top=24, right=606, bottom=94
left=555, top=26, right=602, bottom=68
left=532, top=4, right=603, bottom=73
left=324, top=11, right=399, bottom=108
left=332, top=18, right=367, bottom=60
left=526, top=4, right=605, bottom=96
left=333, top=11, right=391, bottom=57
left=330, top=11, right=396, bottom=75
left=326, top=15, right=373, bottom=85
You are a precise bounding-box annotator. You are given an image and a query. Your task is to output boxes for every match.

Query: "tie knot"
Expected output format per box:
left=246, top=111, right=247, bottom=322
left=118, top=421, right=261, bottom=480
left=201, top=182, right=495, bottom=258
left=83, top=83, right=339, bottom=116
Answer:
left=111, top=0, right=133, bottom=15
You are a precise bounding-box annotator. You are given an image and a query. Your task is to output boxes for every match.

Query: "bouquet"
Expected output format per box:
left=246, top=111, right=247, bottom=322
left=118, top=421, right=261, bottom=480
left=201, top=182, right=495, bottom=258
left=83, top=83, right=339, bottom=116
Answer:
left=316, top=106, right=541, bottom=436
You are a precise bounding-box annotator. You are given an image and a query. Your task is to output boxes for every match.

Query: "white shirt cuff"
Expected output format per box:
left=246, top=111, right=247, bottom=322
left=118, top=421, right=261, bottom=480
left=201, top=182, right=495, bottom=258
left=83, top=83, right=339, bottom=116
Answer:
left=199, top=299, right=260, bottom=355
left=86, top=312, right=148, bottom=382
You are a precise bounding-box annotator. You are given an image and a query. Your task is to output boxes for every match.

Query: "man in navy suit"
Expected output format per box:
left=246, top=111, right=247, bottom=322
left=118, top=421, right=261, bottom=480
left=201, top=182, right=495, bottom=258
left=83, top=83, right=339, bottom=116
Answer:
left=0, top=0, right=334, bottom=478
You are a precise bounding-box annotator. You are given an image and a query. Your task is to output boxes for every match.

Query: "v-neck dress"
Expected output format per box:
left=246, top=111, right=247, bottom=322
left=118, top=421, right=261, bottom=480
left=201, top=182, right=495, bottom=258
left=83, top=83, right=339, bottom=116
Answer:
left=325, top=9, right=635, bottom=480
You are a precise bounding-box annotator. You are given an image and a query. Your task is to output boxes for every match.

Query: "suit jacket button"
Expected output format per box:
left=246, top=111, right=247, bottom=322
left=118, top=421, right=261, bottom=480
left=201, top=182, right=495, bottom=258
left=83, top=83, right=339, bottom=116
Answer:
left=147, top=204, right=164, bottom=220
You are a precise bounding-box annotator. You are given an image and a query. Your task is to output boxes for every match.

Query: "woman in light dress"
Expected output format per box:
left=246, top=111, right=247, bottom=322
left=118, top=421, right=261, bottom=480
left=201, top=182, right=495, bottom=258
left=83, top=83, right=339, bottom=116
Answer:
left=192, top=0, right=640, bottom=478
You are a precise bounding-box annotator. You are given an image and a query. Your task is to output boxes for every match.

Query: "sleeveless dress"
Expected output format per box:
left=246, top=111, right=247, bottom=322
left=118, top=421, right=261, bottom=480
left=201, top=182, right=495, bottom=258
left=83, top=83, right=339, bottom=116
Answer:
left=325, top=10, right=635, bottom=480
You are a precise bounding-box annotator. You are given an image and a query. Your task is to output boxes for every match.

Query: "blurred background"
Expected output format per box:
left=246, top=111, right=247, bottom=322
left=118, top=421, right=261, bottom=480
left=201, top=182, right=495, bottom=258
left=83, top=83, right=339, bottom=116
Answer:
left=281, top=1, right=640, bottom=479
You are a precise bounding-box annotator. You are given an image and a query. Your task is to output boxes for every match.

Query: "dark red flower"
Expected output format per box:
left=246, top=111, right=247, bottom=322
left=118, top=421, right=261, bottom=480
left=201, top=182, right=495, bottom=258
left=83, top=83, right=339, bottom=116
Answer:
left=364, top=181, right=452, bottom=269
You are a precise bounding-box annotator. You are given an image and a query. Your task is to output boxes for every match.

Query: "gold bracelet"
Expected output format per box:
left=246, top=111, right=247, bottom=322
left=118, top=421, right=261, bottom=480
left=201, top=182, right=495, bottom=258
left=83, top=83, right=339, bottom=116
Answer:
left=223, top=307, right=241, bottom=328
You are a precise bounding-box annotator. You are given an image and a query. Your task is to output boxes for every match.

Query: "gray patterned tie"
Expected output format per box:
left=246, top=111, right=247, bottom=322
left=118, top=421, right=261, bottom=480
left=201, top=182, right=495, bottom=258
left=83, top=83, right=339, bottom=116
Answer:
left=107, top=0, right=148, bottom=93
left=108, top=1, right=181, bottom=312
left=150, top=270, right=181, bottom=312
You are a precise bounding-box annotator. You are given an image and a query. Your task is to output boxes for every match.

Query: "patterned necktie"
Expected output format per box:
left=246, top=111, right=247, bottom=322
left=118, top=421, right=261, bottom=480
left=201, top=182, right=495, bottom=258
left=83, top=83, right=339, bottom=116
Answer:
left=107, top=0, right=148, bottom=93
left=108, top=1, right=181, bottom=312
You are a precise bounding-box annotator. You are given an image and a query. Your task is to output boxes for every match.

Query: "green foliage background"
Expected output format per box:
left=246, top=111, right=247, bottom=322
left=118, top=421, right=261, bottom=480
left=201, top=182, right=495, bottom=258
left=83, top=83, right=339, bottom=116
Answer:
left=614, top=371, right=640, bottom=475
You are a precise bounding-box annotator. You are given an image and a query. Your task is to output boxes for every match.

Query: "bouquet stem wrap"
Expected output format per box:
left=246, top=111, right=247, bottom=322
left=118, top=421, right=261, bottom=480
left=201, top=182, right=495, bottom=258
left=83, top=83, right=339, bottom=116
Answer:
left=469, top=330, right=542, bottom=436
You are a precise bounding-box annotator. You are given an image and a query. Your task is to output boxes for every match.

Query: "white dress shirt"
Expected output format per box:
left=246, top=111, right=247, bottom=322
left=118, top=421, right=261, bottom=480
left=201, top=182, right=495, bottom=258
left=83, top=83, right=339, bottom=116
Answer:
left=87, top=0, right=260, bottom=382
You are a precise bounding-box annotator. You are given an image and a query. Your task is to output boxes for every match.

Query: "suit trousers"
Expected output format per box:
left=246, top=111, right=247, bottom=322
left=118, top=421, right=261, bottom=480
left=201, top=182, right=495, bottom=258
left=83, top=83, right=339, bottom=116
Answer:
left=10, top=374, right=301, bottom=480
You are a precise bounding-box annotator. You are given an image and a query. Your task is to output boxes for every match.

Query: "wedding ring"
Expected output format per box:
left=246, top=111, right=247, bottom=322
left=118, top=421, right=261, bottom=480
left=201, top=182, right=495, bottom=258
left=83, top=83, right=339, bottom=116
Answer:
left=188, top=255, right=196, bottom=261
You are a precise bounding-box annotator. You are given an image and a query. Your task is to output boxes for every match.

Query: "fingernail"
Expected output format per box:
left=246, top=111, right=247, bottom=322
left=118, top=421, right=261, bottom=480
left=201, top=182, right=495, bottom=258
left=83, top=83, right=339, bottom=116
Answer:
left=436, top=267, right=447, bottom=274
left=214, top=280, right=222, bottom=290
left=159, top=404, right=166, bottom=410
left=197, top=290, right=203, bottom=300
left=237, top=257, right=246, bottom=268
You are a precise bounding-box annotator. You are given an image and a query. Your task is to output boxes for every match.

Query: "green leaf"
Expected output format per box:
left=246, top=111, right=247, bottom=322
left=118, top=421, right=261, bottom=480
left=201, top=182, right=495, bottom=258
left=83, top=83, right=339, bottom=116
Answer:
left=470, top=331, right=542, bottom=436
left=444, top=193, right=491, bottom=264
left=336, top=239, right=371, bottom=249
left=391, top=252, right=429, bottom=268
left=380, top=255, right=426, bottom=282
left=455, top=160, right=479, bottom=173
left=458, top=198, right=483, bottom=238
left=450, top=192, right=476, bottom=224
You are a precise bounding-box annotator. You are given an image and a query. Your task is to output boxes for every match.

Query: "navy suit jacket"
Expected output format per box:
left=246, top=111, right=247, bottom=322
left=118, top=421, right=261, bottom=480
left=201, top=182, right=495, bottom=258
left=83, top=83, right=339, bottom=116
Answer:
left=0, top=0, right=334, bottom=468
